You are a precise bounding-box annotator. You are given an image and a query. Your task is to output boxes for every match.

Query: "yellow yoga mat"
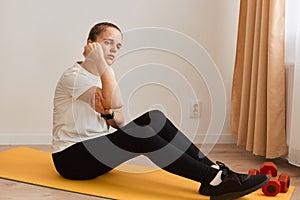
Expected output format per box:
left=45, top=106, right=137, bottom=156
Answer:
left=0, top=147, right=295, bottom=200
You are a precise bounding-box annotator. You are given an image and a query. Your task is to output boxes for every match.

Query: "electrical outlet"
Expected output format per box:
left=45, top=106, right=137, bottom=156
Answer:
left=190, top=100, right=201, bottom=118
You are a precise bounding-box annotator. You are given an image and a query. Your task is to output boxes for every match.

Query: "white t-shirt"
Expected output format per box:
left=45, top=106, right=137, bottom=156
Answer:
left=52, top=63, right=113, bottom=153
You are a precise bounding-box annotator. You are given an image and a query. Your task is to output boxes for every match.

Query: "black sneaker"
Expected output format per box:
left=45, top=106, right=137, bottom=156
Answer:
left=199, top=161, right=270, bottom=200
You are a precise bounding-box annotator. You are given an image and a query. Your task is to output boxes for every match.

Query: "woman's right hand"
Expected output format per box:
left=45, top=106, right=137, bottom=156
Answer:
left=82, top=41, right=109, bottom=76
left=83, top=41, right=100, bottom=58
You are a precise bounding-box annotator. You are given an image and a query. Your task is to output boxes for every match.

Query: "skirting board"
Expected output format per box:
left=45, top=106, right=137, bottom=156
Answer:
left=0, top=133, right=236, bottom=145
left=189, top=133, right=237, bottom=144
left=0, top=133, right=52, bottom=145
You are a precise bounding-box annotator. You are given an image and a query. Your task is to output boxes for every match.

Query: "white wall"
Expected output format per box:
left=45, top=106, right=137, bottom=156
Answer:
left=0, top=0, right=240, bottom=144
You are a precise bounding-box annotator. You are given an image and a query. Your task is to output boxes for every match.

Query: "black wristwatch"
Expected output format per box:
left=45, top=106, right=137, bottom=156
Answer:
left=100, top=111, right=115, bottom=120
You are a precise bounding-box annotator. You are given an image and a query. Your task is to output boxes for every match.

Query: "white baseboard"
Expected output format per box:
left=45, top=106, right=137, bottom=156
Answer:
left=0, top=133, right=236, bottom=145
left=187, top=133, right=237, bottom=144
left=0, top=133, right=52, bottom=145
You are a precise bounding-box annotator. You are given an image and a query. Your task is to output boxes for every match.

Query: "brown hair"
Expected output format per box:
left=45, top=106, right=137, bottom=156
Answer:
left=87, top=22, right=122, bottom=42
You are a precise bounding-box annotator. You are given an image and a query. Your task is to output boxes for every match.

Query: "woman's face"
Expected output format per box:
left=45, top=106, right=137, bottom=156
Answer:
left=95, top=27, right=122, bottom=66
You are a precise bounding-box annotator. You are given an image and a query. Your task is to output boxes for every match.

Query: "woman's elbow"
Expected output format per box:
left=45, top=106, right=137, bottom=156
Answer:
left=96, top=87, right=123, bottom=109
left=102, top=98, right=123, bottom=110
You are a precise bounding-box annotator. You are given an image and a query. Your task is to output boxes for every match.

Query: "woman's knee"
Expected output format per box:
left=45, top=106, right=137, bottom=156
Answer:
left=145, top=110, right=169, bottom=134
left=132, top=110, right=166, bottom=127
left=148, top=109, right=165, bottom=119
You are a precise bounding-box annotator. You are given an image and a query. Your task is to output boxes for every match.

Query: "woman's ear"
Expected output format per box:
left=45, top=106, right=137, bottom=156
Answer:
left=87, top=39, right=92, bottom=44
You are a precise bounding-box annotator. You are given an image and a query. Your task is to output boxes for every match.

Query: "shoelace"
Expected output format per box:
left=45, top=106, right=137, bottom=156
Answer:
left=216, top=161, right=249, bottom=185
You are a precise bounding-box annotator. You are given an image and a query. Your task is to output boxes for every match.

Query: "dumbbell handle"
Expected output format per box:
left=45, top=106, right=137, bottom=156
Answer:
left=267, top=170, right=273, bottom=177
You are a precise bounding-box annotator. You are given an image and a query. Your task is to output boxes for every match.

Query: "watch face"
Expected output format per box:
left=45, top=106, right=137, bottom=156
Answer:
left=101, top=111, right=114, bottom=120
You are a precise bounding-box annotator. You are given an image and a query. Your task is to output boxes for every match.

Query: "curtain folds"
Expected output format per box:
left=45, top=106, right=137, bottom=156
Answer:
left=231, top=0, right=288, bottom=158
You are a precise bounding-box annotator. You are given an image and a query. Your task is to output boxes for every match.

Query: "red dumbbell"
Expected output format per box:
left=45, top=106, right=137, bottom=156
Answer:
left=260, top=162, right=278, bottom=176
left=248, top=168, right=259, bottom=175
left=278, top=173, right=290, bottom=193
left=260, top=162, right=281, bottom=196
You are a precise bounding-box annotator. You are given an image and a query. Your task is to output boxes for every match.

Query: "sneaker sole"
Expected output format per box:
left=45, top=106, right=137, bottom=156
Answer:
left=210, top=175, right=270, bottom=200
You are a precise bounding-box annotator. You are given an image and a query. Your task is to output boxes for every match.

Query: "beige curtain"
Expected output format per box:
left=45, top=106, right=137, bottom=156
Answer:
left=231, top=0, right=288, bottom=158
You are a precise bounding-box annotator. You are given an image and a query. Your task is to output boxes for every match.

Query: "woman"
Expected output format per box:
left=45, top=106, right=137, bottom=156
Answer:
left=52, top=22, right=269, bottom=200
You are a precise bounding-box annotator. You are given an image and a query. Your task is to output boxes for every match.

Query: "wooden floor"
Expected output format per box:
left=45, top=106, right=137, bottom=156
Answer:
left=0, top=144, right=299, bottom=200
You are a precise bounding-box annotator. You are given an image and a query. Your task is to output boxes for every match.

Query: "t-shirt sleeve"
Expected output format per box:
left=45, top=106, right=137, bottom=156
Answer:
left=61, top=70, right=98, bottom=100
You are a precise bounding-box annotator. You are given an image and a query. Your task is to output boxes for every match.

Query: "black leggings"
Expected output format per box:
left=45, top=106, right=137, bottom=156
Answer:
left=52, top=110, right=217, bottom=184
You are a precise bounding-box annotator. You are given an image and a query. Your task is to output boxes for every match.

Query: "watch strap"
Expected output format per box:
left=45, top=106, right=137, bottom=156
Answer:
left=100, top=111, right=115, bottom=120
